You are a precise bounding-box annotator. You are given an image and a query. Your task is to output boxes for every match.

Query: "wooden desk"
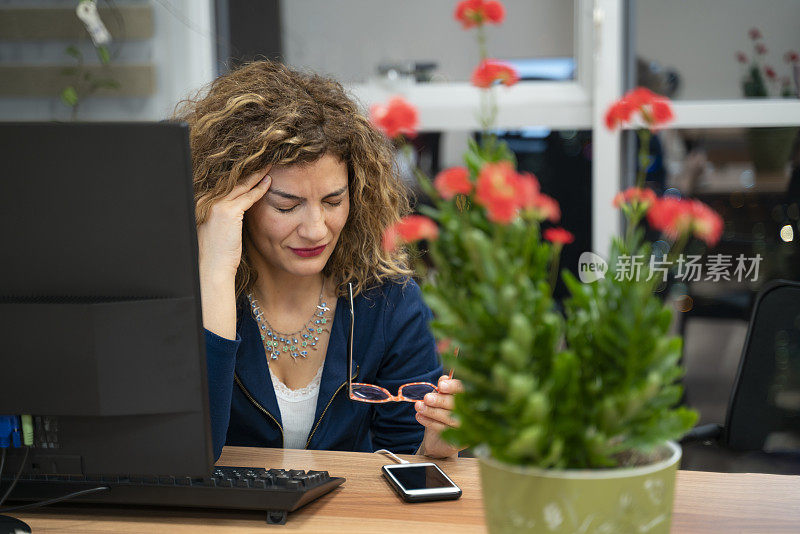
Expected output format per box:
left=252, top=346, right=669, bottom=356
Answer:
left=10, top=446, right=800, bottom=533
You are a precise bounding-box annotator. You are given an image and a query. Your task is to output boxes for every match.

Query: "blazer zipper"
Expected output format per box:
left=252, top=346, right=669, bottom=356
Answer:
left=233, top=373, right=284, bottom=443
left=304, top=365, right=359, bottom=449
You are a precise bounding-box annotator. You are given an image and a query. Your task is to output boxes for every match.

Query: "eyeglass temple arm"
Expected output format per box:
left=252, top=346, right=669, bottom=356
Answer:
left=447, top=347, right=458, bottom=380
left=348, top=282, right=354, bottom=397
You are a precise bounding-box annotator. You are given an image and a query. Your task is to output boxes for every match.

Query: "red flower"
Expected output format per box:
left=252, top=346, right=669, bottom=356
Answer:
left=370, top=96, right=419, bottom=139
left=475, top=161, right=520, bottom=224
left=626, top=87, right=658, bottom=108
left=381, top=215, right=438, bottom=252
left=736, top=51, right=748, bottom=64
left=651, top=99, right=674, bottom=124
left=604, top=86, right=674, bottom=131
left=688, top=200, right=724, bottom=247
left=647, top=197, right=692, bottom=240
left=749, top=27, right=762, bottom=40
left=756, top=43, right=768, bottom=56
left=604, top=100, right=634, bottom=130
left=474, top=162, right=560, bottom=224
left=613, top=187, right=657, bottom=210
left=784, top=51, right=799, bottom=64
left=454, top=0, right=505, bottom=29
left=646, top=197, right=723, bottom=247
left=471, top=59, right=520, bottom=89
left=765, top=66, right=777, bottom=80
left=433, top=167, right=473, bottom=199
left=514, top=172, right=541, bottom=209
left=527, top=194, right=561, bottom=223
left=543, top=227, right=574, bottom=245
left=483, top=1, right=505, bottom=23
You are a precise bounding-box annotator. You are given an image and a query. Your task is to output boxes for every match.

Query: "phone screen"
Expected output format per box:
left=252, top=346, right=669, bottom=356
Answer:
left=387, top=465, right=454, bottom=490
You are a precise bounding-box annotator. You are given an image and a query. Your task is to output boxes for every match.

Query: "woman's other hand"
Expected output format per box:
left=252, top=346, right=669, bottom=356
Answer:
left=197, top=169, right=271, bottom=338
left=415, top=376, right=467, bottom=458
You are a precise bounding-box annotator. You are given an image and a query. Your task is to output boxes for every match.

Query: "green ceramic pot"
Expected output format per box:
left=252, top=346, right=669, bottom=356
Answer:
left=476, top=441, right=681, bottom=534
left=746, top=127, right=799, bottom=173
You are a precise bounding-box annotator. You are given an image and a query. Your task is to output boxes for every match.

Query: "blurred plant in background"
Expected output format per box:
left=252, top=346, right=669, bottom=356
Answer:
left=60, top=0, right=121, bottom=119
left=737, top=27, right=799, bottom=98
left=736, top=27, right=799, bottom=173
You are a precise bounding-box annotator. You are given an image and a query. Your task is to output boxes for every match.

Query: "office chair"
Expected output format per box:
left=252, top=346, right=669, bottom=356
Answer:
left=681, top=280, right=800, bottom=473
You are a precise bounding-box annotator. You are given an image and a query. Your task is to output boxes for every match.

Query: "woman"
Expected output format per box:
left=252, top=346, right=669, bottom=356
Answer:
left=177, top=60, right=464, bottom=461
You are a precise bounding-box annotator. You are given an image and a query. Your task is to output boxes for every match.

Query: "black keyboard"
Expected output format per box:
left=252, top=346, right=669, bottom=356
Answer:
left=2, top=466, right=345, bottom=524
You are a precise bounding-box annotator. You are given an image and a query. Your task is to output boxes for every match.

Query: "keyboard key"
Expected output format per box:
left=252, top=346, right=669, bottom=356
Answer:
left=268, top=469, right=286, bottom=476
left=176, top=477, right=192, bottom=486
left=287, top=470, right=305, bottom=477
left=159, top=476, right=175, bottom=485
left=234, top=479, right=250, bottom=488
left=252, top=479, right=267, bottom=489
left=217, top=478, right=233, bottom=488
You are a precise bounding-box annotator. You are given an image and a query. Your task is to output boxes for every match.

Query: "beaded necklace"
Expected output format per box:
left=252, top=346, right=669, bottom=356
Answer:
left=246, top=283, right=331, bottom=361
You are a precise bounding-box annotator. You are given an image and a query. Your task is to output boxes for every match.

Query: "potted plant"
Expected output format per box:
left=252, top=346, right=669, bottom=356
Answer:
left=375, top=3, right=724, bottom=532
left=736, top=27, right=799, bottom=172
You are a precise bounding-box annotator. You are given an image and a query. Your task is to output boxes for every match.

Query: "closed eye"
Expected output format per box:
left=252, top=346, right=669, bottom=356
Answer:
left=275, top=200, right=341, bottom=213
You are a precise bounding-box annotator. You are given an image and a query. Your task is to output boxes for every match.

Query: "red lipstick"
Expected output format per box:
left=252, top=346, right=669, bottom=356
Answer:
left=290, top=244, right=327, bottom=257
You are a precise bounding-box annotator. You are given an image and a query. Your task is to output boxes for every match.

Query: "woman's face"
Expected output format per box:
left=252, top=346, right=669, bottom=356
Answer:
left=244, top=153, right=350, bottom=279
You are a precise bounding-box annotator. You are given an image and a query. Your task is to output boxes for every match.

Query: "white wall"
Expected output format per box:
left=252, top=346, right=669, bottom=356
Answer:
left=636, top=0, right=800, bottom=100
left=280, top=0, right=574, bottom=83
left=0, top=0, right=215, bottom=121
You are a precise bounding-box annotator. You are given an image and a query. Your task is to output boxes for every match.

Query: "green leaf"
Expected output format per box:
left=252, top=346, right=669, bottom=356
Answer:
left=60, top=86, right=79, bottom=107
left=65, top=45, right=82, bottom=60
left=96, top=45, right=111, bottom=65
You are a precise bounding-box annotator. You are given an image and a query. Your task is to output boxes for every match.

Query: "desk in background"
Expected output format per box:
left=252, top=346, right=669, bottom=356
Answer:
left=11, top=446, right=800, bottom=533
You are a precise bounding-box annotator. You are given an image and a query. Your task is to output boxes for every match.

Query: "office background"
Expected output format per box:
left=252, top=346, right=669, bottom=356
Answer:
left=1, top=0, right=798, bottom=474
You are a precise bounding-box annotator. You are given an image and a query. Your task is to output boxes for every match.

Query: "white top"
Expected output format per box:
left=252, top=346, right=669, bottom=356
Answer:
left=268, top=364, right=323, bottom=449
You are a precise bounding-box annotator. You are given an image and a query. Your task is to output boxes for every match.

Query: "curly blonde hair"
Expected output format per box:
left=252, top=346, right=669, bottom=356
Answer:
left=175, top=60, right=412, bottom=298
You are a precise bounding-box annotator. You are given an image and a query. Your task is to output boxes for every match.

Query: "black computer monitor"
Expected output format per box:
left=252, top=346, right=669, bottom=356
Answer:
left=0, top=122, right=212, bottom=477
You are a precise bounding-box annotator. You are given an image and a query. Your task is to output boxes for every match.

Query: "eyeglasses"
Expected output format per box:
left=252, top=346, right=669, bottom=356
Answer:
left=347, top=282, right=449, bottom=403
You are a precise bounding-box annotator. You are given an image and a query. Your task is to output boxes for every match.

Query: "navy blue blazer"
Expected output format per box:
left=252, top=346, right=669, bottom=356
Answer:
left=205, top=278, right=443, bottom=461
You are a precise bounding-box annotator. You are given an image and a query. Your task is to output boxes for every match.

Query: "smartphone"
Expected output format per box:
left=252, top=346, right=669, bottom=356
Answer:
left=381, top=462, right=462, bottom=502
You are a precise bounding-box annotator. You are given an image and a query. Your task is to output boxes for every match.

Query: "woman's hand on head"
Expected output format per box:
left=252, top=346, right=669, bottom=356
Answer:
left=415, top=376, right=467, bottom=459
left=197, top=169, right=271, bottom=281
